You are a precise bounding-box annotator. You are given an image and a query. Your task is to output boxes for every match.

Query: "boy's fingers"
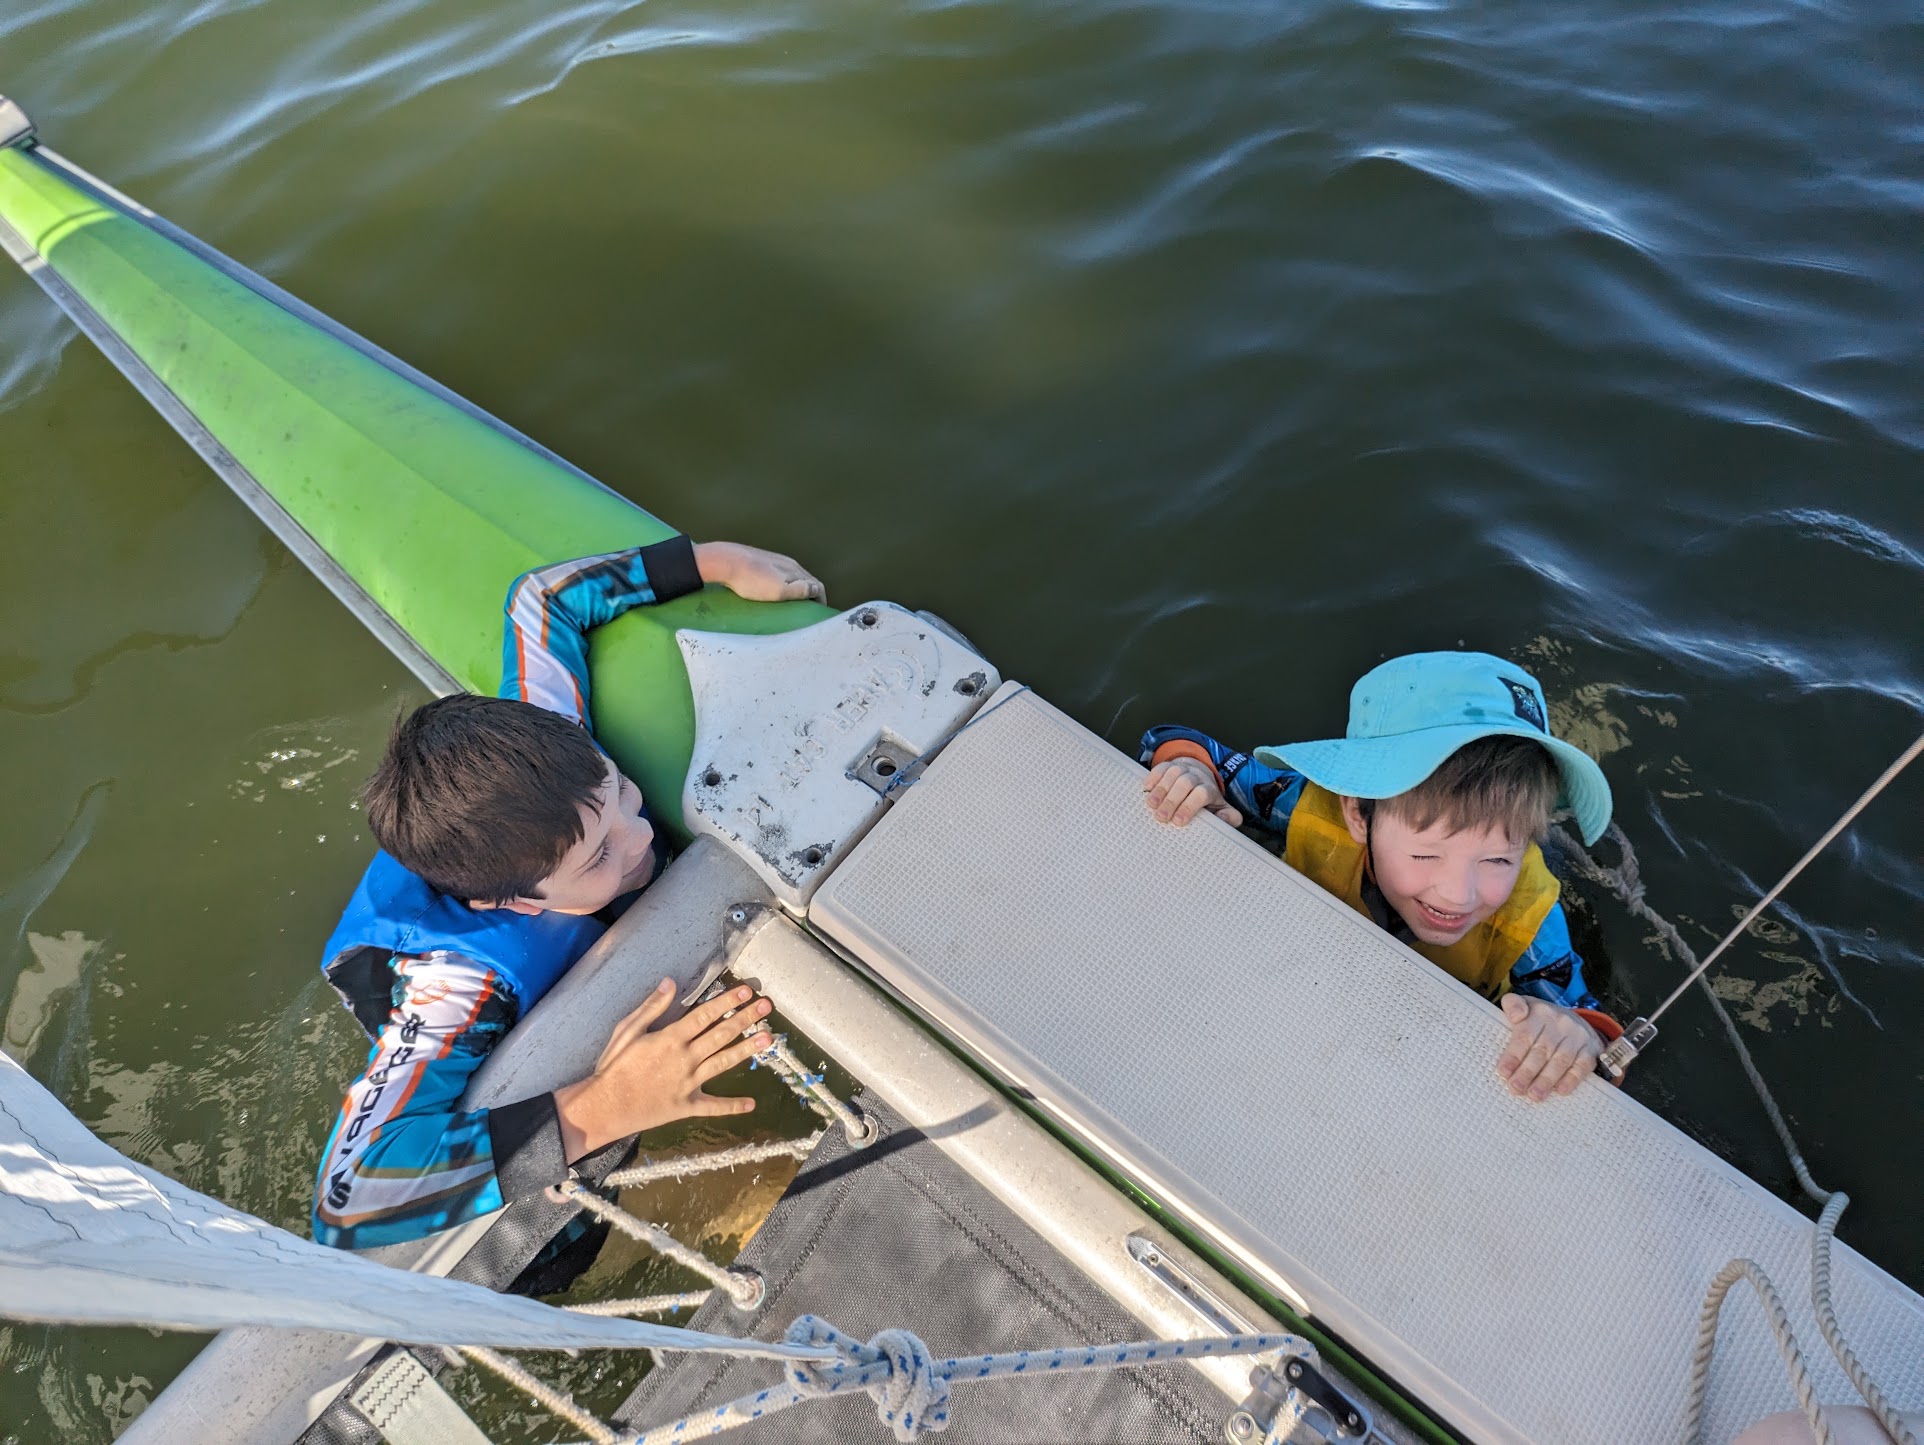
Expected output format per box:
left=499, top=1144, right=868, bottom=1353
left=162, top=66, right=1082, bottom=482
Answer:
left=1173, top=785, right=1213, bottom=825
left=1156, top=775, right=1198, bottom=823
left=613, top=979, right=678, bottom=1041
left=1495, top=1011, right=1537, bottom=1078
left=1210, top=803, right=1245, bottom=827
left=696, top=1032, right=775, bottom=1084
left=671, top=985, right=758, bottom=1042
left=1552, top=1053, right=1594, bottom=1096
left=690, top=1000, right=771, bottom=1057
left=1142, top=763, right=1177, bottom=807
left=1528, top=1036, right=1583, bottom=1100
left=778, top=569, right=822, bottom=600
left=1510, top=1032, right=1560, bottom=1096
left=689, top=1091, right=757, bottom=1117
left=1497, top=1018, right=1547, bottom=1083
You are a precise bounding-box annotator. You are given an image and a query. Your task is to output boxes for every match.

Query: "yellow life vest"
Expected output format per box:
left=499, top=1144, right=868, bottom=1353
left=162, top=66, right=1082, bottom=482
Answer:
left=1282, top=781, right=1560, bottom=999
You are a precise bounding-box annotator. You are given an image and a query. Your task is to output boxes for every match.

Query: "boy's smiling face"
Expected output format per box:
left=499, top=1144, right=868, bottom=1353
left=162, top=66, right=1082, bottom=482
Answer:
left=473, top=758, right=657, bottom=916
left=1339, top=794, right=1526, bottom=946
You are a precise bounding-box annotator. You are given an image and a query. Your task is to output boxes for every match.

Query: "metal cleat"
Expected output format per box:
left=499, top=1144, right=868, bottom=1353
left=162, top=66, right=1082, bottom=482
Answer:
left=1225, top=1348, right=1372, bottom=1445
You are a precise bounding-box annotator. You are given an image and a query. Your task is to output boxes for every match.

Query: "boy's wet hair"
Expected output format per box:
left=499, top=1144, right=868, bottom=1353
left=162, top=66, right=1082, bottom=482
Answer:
left=1376, top=734, right=1558, bottom=842
left=361, top=694, right=607, bottom=904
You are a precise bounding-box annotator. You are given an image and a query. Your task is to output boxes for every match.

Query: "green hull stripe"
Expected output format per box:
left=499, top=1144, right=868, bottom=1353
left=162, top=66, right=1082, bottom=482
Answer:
left=0, top=145, right=829, bottom=830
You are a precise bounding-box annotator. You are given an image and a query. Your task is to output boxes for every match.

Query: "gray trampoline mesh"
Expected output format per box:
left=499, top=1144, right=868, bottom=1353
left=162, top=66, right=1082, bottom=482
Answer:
left=616, top=1095, right=1238, bottom=1444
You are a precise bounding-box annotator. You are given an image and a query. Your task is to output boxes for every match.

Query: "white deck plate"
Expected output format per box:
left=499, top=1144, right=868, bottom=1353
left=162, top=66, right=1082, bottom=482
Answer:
left=680, top=604, right=996, bottom=908
left=809, top=684, right=1924, bottom=1445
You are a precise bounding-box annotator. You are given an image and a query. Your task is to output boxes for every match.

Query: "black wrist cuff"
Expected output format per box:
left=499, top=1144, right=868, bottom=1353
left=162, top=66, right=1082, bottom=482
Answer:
left=488, top=1093, right=568, bottom=1201
left=639, top=535, right=703, bottom=602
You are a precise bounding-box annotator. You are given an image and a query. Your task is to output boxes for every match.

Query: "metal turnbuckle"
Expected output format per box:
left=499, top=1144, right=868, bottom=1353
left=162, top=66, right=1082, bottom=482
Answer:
left=1597, top=1015, right=1658, bottom=1083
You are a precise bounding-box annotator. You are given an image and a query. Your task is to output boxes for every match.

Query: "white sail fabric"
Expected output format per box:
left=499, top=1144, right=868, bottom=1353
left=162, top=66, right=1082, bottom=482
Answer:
left=0, top=1051, right=820, bottom=1361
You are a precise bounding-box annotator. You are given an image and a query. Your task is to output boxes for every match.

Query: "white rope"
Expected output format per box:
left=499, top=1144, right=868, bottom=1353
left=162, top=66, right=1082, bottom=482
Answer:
left=1685, top=1261, right=1834, bottom=1445
left=461, top=1346, right=619, bottom=1445
left=567, top=1292, right=711, bottom=1318
left=605, top=1134, right=822, bottom=1189
left=1809, top=1193, right=1916, bottom=1445
left=557, top=1180, right=763, bottom=1310
left=619, top=1315, right=1299, bottom=1444
left=752, top=1034, right=874, bottom=1146
left=1551, top=820, right=1919, bottom=1445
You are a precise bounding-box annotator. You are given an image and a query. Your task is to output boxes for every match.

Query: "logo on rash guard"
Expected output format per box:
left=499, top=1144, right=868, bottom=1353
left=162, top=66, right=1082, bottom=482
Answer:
left=406, top=978, right=454, bottom=1008
left=321, top=963, right=502, bottom=1225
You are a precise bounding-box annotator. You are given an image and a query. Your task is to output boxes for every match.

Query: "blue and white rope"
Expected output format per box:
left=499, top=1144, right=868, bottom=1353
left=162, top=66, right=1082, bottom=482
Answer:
left=619, top=1315, right=1297, bottom=1444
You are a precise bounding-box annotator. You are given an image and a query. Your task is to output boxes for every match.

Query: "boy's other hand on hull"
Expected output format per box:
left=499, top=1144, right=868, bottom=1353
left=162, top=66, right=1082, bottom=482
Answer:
left=1497, top=994, right=1602, bottom=1101
left=1143, top=757, right=1244, bottom=828
left=694, top=541, right=828, bottom=603
left=554, top=979, right=774, bottom=1159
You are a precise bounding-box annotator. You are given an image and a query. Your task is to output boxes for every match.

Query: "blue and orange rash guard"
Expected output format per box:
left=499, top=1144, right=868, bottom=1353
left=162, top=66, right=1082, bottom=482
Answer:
left=312, top=537, right=704, bottom=1250
left=1137, top=724, right=1608, bottom=1016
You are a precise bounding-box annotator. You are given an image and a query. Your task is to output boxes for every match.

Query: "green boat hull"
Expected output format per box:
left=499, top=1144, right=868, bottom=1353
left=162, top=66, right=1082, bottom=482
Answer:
left=0, top=131, right=830, bottom=833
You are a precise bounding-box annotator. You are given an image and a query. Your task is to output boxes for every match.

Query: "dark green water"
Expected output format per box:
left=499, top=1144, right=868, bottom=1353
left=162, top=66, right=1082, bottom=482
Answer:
left=2, top=0, right=1919, bottom=1438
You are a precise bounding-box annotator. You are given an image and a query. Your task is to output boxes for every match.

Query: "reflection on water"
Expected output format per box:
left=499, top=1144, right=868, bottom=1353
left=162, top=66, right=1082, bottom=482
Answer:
left=3, top=0, right=1921, bottom=1438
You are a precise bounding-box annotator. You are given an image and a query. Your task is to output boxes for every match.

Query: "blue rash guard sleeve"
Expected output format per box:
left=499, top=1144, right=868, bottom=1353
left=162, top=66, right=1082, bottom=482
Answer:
left=1507, top=901, right=1601, bottom=1012
left=499, top=536, right=702, bottom=719
left=314, top=955, right=524, bottom=1250
left=313, top=538, right=701, bottom=1249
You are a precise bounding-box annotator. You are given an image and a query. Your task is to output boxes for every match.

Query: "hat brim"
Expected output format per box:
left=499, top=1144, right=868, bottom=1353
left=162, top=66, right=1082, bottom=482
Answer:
left=1254, top=724, right=1612, bottom=847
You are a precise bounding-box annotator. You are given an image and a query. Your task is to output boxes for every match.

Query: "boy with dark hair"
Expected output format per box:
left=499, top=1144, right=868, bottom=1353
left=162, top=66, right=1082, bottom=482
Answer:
left=1140, top=651, right=1624, bottom=1102
left=314, top=536, right=824, bottom=1249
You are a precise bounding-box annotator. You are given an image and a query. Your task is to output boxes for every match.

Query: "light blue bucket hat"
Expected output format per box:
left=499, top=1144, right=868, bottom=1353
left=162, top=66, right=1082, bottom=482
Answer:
left=1253, top=651, right=1613, bottom=846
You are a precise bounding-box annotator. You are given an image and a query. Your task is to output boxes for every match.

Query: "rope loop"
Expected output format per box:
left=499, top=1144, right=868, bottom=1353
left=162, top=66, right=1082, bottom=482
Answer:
left=783, top=1316, right=952, bottom=1440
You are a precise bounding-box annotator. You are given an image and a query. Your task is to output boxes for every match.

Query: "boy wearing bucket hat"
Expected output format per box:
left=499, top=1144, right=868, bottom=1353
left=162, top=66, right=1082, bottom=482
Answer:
left=1139, top=651, right=1623, bottom=1100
